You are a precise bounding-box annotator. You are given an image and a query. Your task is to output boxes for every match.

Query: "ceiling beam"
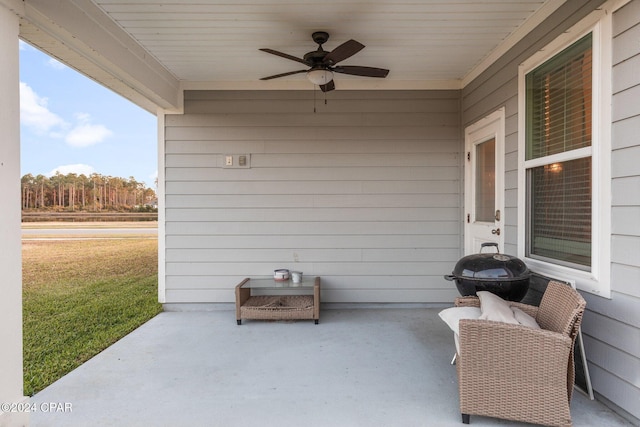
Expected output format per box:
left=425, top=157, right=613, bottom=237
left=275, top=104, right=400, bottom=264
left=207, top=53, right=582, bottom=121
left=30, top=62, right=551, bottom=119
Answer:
left=19, top=0, right=181, bottom=113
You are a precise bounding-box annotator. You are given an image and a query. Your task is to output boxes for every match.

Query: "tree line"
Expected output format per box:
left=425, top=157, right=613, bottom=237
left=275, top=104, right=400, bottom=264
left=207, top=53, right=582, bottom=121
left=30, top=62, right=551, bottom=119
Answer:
left=21, top=172, right=157, bottom=212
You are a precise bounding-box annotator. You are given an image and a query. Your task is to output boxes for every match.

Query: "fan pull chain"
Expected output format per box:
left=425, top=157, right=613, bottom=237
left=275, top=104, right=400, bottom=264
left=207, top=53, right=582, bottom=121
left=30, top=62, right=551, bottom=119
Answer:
left=313, top=85, right=317, bottom=113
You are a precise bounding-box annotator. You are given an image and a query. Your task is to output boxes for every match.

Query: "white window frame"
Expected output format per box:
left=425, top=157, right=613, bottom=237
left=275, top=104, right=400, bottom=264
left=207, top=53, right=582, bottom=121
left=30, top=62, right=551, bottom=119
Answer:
left=517, top=3, right=623, bottom=298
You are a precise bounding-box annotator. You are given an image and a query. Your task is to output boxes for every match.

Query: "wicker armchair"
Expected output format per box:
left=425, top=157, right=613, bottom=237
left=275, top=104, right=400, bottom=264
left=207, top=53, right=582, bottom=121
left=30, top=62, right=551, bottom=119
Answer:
left=454, top=281, right=586, bottom=427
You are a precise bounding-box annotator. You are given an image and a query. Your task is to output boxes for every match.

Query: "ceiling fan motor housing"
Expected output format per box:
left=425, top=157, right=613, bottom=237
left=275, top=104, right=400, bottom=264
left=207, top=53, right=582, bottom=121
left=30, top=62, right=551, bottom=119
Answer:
left=304, top=50, right=328, bottom=65
left=312, top=31, right=330, bottom=45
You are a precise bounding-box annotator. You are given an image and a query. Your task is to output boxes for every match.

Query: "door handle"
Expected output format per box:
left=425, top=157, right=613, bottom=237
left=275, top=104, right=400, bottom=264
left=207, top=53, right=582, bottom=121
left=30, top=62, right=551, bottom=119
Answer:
left=491, top=228, right=501, bottom=236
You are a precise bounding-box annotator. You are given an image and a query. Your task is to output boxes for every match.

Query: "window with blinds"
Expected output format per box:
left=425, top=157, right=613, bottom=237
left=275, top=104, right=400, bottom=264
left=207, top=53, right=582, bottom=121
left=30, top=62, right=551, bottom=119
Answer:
left=525, top=33, right=593, bottom=270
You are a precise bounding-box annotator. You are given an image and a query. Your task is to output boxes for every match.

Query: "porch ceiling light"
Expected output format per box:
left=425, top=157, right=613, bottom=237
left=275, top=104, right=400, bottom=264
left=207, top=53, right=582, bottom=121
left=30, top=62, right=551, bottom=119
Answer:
left=306, top=68, right=334, bottom=85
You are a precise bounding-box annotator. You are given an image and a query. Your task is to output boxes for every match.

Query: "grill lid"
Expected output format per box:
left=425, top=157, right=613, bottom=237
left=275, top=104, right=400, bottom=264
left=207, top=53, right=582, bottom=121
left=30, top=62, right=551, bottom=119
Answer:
left=451, top=243, right=529, bottom=281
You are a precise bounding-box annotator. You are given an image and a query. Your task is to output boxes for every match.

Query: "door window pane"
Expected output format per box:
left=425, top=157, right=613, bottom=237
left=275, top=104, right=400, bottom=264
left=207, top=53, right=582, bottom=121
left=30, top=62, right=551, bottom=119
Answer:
left=475, top=138, right=495, bottom=222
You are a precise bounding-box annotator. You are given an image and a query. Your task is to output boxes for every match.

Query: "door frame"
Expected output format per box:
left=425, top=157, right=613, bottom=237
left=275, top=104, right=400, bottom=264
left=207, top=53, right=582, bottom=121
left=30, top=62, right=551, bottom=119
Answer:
left=464, top=108, right=506, bottom=255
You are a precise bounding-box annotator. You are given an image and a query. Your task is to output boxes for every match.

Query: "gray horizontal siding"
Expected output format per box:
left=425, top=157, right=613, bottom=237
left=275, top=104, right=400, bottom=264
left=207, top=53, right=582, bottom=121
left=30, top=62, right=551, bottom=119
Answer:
left=583, top=292, right=640, bottom=420
left=165, top=234, right=459, bottom=249
left=608, top=3, right=640, bottom=419
left=165, top=288, right=458, bottom=304
left=164, top=90, right=462, bottom=304
left=165, top=207, right=459, bottom=222
left=461, top=0, right=640, bottom=421
left=165, top=166, right=460, bottom=182
left=608, top=15, right=640, bottom=425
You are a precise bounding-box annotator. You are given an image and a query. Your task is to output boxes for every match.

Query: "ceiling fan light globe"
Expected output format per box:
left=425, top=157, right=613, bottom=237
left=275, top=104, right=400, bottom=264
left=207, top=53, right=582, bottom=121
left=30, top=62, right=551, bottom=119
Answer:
left=307, top=69, right=334, bottom=85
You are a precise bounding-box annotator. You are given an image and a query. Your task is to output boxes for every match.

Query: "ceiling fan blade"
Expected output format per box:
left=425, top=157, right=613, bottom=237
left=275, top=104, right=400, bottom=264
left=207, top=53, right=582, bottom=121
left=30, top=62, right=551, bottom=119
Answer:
left=259, top=48, right=308, bottom=65
left=320, top=80, right=335, bottom=92
left=260, top=69, right=308, bottom=80
left=333, top=66, right=389, bottom=78
left=323, top=40, right=365, bottom=65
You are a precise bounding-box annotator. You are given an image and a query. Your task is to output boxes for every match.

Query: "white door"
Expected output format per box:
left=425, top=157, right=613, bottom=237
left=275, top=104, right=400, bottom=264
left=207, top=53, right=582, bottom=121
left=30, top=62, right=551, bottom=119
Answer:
left=464, top=108, right=505, bottom=255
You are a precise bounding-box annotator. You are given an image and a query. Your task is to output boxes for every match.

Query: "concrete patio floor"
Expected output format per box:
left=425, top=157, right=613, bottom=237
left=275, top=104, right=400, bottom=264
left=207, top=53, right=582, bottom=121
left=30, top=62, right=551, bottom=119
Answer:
left=31, top=307, right=634, bottom=427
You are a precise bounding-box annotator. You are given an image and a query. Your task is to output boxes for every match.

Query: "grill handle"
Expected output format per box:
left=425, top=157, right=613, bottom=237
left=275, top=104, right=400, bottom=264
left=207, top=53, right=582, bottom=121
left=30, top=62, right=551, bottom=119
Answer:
left=480, top=242, right=499, bottom=253
left=443, top=274, right=456, bottom=281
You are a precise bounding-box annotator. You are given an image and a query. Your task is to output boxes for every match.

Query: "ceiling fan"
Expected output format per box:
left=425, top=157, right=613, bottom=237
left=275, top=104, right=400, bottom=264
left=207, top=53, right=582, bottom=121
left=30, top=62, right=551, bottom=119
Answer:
left=259, top=31, right=389, bottom=92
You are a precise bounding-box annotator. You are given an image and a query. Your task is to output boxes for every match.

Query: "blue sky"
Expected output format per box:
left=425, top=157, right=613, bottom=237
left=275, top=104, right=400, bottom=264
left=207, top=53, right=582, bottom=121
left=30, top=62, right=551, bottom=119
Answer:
left=19, top=41, right=157, bottom=187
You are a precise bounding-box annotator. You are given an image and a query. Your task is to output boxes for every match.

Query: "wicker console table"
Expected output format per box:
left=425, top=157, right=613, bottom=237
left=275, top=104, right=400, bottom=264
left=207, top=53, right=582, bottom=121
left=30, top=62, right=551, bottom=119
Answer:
left=235, top=277, right=321, bottom=325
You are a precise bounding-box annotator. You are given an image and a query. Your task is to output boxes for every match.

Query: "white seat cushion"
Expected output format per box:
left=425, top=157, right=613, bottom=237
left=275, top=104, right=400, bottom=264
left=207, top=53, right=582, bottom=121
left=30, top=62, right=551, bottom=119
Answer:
left=477, top=291, right=540, bottom=329
left=438, top=306, right=482, bottom=353
left=477, top=291, right=520, bottom=324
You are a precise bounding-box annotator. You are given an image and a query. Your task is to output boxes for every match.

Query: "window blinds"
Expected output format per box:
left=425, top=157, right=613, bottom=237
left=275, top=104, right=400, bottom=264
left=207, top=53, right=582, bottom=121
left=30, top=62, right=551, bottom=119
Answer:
left=525, top=34, right=593, bottom=269
left=526, top=34, right=592, bottom=160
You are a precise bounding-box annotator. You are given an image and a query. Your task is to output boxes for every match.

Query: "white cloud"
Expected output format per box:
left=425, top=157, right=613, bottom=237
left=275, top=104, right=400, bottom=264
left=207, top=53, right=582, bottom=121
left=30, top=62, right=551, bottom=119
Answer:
left=75, top=112, right=90, bottom=121
left=20, top=83, right=113, bottom=148
left=49, top=164, right=96, bottom=177
left=19, top=82, right=68, bottom=133
left=65, top=113, right=112, bottom=147
left=47, top=58, right=66, bottom=70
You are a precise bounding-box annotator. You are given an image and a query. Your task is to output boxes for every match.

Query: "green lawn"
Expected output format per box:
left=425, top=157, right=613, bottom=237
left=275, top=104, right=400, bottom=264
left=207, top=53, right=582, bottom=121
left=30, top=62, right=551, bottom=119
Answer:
left=22, top=238, right=162, bottom=396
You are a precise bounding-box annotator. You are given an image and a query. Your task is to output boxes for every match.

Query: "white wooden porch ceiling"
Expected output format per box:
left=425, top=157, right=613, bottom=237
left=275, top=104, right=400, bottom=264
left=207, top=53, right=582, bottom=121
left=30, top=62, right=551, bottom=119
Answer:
left=91, top=0, right=555, bottom=89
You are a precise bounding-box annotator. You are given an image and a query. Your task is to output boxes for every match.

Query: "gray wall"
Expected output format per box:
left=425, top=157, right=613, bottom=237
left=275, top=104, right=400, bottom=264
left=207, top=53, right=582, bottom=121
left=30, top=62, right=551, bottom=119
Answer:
left=164, top=90, right=462, bottom=304
left=462, top=0, right=639, bottom=421
left=586, top=0, right=640, bottom=420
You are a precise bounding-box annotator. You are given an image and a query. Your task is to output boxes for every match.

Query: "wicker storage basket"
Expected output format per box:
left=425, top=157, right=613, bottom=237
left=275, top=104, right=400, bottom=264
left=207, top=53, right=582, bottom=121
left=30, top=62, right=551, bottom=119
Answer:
left=240, top=295, right=315, bottom=321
